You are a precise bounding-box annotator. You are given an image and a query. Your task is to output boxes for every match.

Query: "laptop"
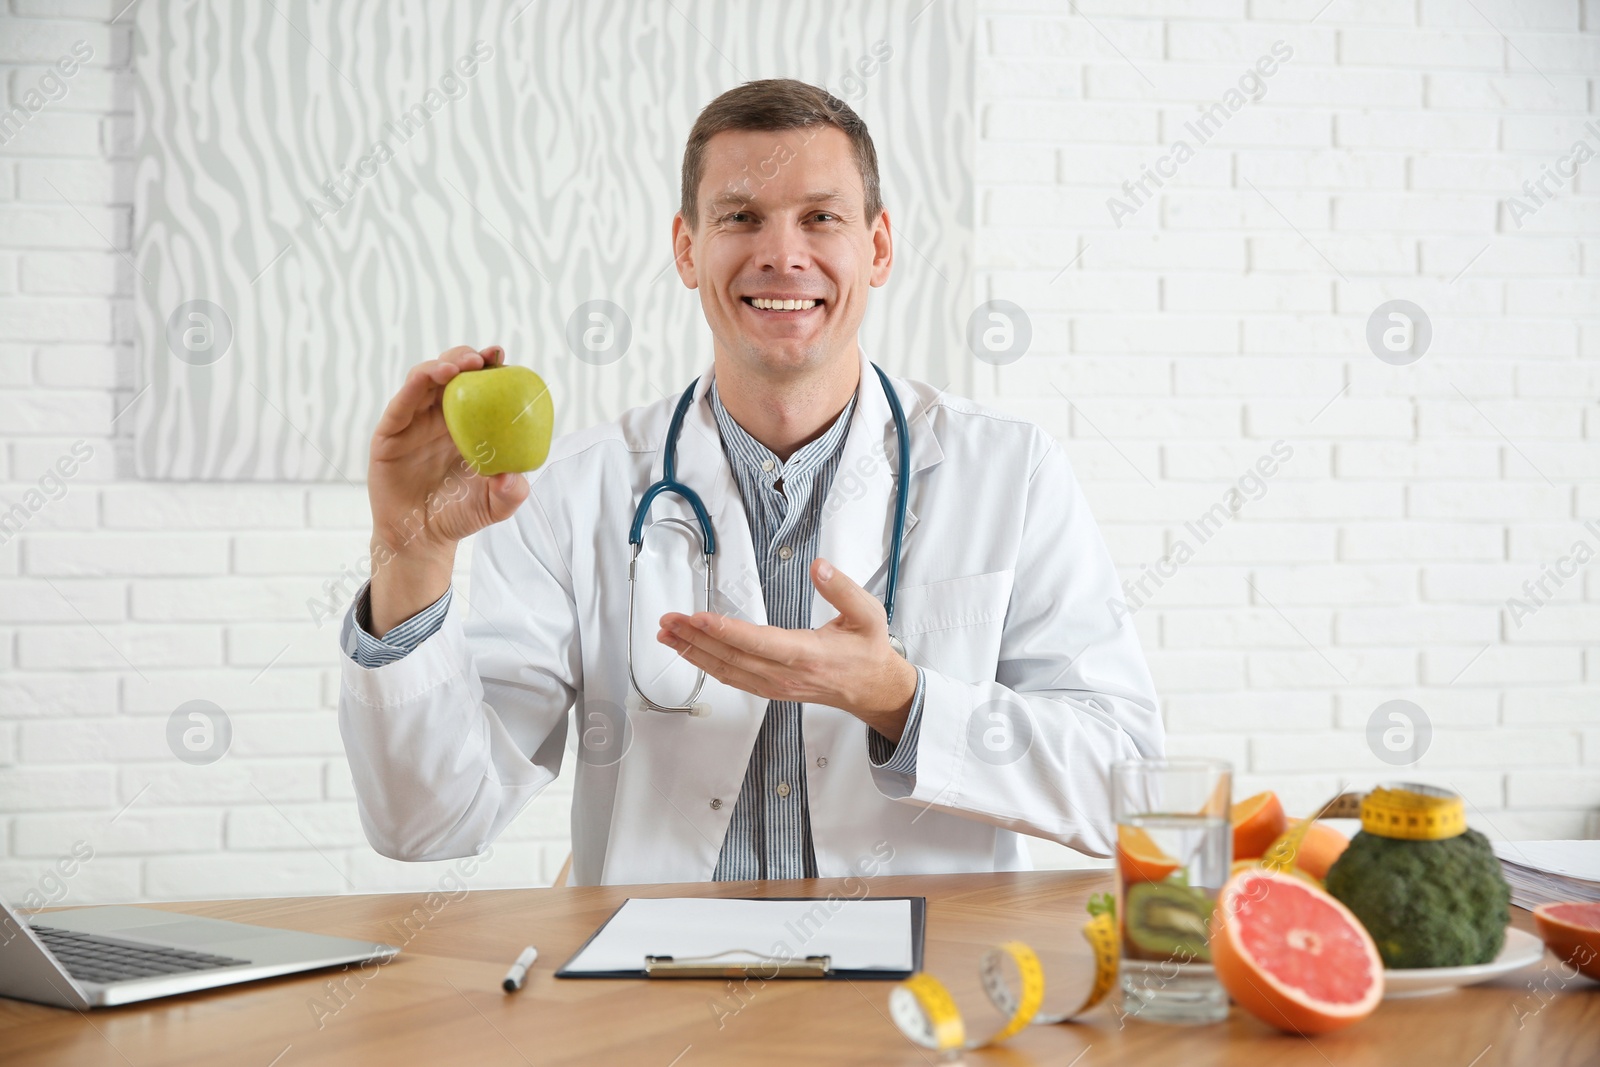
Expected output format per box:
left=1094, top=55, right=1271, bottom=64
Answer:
left=0, top=898, right=399, bottom=1009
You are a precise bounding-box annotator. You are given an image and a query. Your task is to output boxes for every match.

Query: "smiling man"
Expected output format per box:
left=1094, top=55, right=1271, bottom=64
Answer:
left=339, top=79, right=1163, bottom=886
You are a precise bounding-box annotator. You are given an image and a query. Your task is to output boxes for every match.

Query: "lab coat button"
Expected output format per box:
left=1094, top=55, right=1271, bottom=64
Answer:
left=777, top=545, right=793, bottom=560
left=776, top=782, right=790, bottom=798
left=709, top=798, right=722, bottom=810
left=816, top=757, right=828, bottom=768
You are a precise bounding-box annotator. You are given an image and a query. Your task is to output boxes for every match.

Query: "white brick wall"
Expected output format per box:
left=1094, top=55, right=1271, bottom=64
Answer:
left=969, top=0, right=1599, bottom=865
left=1, top=0, right=1597, bottom=903
left=0, top=0, right=573, bottom=903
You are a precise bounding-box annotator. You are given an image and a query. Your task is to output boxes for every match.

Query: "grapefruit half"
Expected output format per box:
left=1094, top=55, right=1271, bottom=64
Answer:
left=1533, top=902, right=1600, bottom=981
left=1211, top=867, right=1384, bottom=1034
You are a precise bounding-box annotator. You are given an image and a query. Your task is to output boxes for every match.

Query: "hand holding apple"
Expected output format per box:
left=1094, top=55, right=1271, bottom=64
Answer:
left=366, top=344, right=539, bottom=636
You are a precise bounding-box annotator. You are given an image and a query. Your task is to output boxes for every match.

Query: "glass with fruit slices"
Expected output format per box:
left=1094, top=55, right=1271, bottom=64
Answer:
left=1110, top=758, right=1232, bottom=1024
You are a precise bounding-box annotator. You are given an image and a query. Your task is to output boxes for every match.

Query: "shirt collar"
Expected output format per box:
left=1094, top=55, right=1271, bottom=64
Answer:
left=709, top=376, right=860, bottom=486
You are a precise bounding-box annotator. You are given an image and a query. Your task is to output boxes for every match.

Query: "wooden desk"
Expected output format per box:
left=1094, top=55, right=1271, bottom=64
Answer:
left=2, top=870, right=1594, bottom=1066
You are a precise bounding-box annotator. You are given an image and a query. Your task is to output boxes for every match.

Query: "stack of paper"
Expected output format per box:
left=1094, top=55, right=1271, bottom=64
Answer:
left=1492, top=840, right=1600, bottom=910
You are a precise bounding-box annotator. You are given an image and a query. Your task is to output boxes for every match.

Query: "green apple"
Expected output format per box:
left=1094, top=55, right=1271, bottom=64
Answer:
left=441, top=365, right=554, bottom=475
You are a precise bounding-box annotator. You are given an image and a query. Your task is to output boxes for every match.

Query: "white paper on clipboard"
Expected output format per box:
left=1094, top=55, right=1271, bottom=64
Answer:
left=559, top=897, right=915, bottom=974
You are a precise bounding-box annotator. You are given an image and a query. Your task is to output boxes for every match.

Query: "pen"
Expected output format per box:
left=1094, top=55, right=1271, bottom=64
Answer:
left=502, top=945, right=538, bottom=992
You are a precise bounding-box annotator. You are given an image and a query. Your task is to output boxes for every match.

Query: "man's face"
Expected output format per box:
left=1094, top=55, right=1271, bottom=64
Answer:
left=672, top=125, right=892, bottom=377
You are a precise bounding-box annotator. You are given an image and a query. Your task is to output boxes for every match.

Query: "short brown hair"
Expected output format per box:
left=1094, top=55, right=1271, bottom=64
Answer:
left=680, top=78, right=883, bottom=228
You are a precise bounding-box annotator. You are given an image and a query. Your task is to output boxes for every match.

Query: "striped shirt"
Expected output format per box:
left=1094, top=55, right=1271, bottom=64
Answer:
left=346, top=374, right=926, bottom=880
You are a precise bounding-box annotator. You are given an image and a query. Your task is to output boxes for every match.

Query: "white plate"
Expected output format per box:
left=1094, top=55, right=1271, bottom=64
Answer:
left=1382, top=927, right=1545, bottom=998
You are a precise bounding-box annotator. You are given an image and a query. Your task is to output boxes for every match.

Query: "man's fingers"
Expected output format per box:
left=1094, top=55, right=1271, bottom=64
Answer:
left=660, top=612, right=795, bottom=668
left=437, top=343, right=486, bottom=369
left=810, top=558, right=885, bottom=629
left=657, top=619, right=764, bottom=675
left=371, top=373, right=436, bottom=440
left=372, top=345, right=497, bottom=440
left=372, top=346, right=476, bottom=439
left=484, top=472, right=528, bottom=523
left=666, top=637, right=780, bottom=701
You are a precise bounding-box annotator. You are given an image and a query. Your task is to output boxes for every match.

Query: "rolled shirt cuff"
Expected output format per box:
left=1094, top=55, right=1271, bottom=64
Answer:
left=345, top=579, right=452, bottom=669
left=866, top=665, right=926, bottom=775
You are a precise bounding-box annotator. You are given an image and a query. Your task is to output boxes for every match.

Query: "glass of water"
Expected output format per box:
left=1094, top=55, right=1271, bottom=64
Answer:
left=1111, top=758, right=1232, bottom=1025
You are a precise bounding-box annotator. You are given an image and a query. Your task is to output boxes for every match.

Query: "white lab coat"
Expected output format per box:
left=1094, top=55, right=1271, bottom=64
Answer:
left=338, top=347, right=1163, bottom=885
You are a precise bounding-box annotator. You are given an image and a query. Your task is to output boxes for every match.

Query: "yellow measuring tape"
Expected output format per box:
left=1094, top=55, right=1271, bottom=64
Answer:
left=888, top=893, right=1119, bottom=1053
left=1360, top=782, right=1465, bottom=841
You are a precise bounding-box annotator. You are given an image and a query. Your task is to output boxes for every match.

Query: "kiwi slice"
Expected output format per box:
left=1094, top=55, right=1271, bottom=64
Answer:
left=1125, top=881, right=1214, bottom=963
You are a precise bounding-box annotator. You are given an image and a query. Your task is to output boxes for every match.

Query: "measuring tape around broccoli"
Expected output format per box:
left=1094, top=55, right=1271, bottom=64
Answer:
left=888, top=892, right=1119, bottom=1053
left=1359, top=783, right=1465, bottom=841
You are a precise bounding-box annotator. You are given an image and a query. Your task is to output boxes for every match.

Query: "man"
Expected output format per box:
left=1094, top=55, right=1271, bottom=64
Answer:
left=340, top=79, right=1162, bottom=886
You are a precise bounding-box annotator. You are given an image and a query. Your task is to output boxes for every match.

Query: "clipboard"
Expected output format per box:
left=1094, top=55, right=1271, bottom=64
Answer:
left=554, top=896, right=926, bottom=980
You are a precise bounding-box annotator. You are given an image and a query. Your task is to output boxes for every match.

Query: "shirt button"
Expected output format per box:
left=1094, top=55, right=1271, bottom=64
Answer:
left=816, top=757, right=828, bottom=768
left=777, top=545, right=793, bottom=560
left=709, top=798, right=722, bottom=810
left=776, top=782, right=791, bottom=798
left=762, top=459, right=775, bottom=472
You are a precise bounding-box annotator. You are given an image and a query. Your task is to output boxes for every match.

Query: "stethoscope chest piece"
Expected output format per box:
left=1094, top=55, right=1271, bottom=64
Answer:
left=889, top=633, right=906, bottom=658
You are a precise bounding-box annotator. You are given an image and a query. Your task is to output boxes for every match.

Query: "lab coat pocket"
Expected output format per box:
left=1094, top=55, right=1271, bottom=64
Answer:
left=893, top=569, right=1013, bottom=685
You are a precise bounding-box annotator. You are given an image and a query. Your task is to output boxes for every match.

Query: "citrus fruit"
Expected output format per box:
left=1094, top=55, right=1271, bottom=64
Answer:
left=1533, top=902, right=1600, bottom=981
left=1232, top=857, right=1321, bottom=888
left=1211, top=867, right=1384, bottom=1034
left=1117, top=825, right=1179, bottom=884
left=1268, top=819, right=1349, bottom=880
left=1200, top=774, right=1231, bottom=819
left=1231, top=792, right=1288, bottom=861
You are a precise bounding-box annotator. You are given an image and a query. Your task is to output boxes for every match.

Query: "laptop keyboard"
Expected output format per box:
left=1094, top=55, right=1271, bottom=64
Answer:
left=30, top=925, right=251, bottom=985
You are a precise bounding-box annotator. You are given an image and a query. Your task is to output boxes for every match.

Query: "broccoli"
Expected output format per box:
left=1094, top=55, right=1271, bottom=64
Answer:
left=1324, top=828, right=1510, bottom=969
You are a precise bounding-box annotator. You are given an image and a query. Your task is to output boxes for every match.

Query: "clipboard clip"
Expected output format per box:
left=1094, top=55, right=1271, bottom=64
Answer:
left=644, top=949, right=832, bottom=979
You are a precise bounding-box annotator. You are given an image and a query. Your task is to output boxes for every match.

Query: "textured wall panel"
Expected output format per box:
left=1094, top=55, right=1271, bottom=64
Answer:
left=131, top=0, right=975, bottom=481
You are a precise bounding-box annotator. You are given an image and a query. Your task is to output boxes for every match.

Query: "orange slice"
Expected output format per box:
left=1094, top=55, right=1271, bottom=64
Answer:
left=1231, top=792, right=1288, bottom=861
left=1199, top=774, right=1230, bottom=819
left=1211, top=867, right=1384, bottom=1035
left=1117, top=825, right=1179, bottom=884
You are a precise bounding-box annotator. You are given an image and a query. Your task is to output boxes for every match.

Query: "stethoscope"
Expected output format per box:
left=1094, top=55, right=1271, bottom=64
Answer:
left=627, top=362, right=911, bottom=715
